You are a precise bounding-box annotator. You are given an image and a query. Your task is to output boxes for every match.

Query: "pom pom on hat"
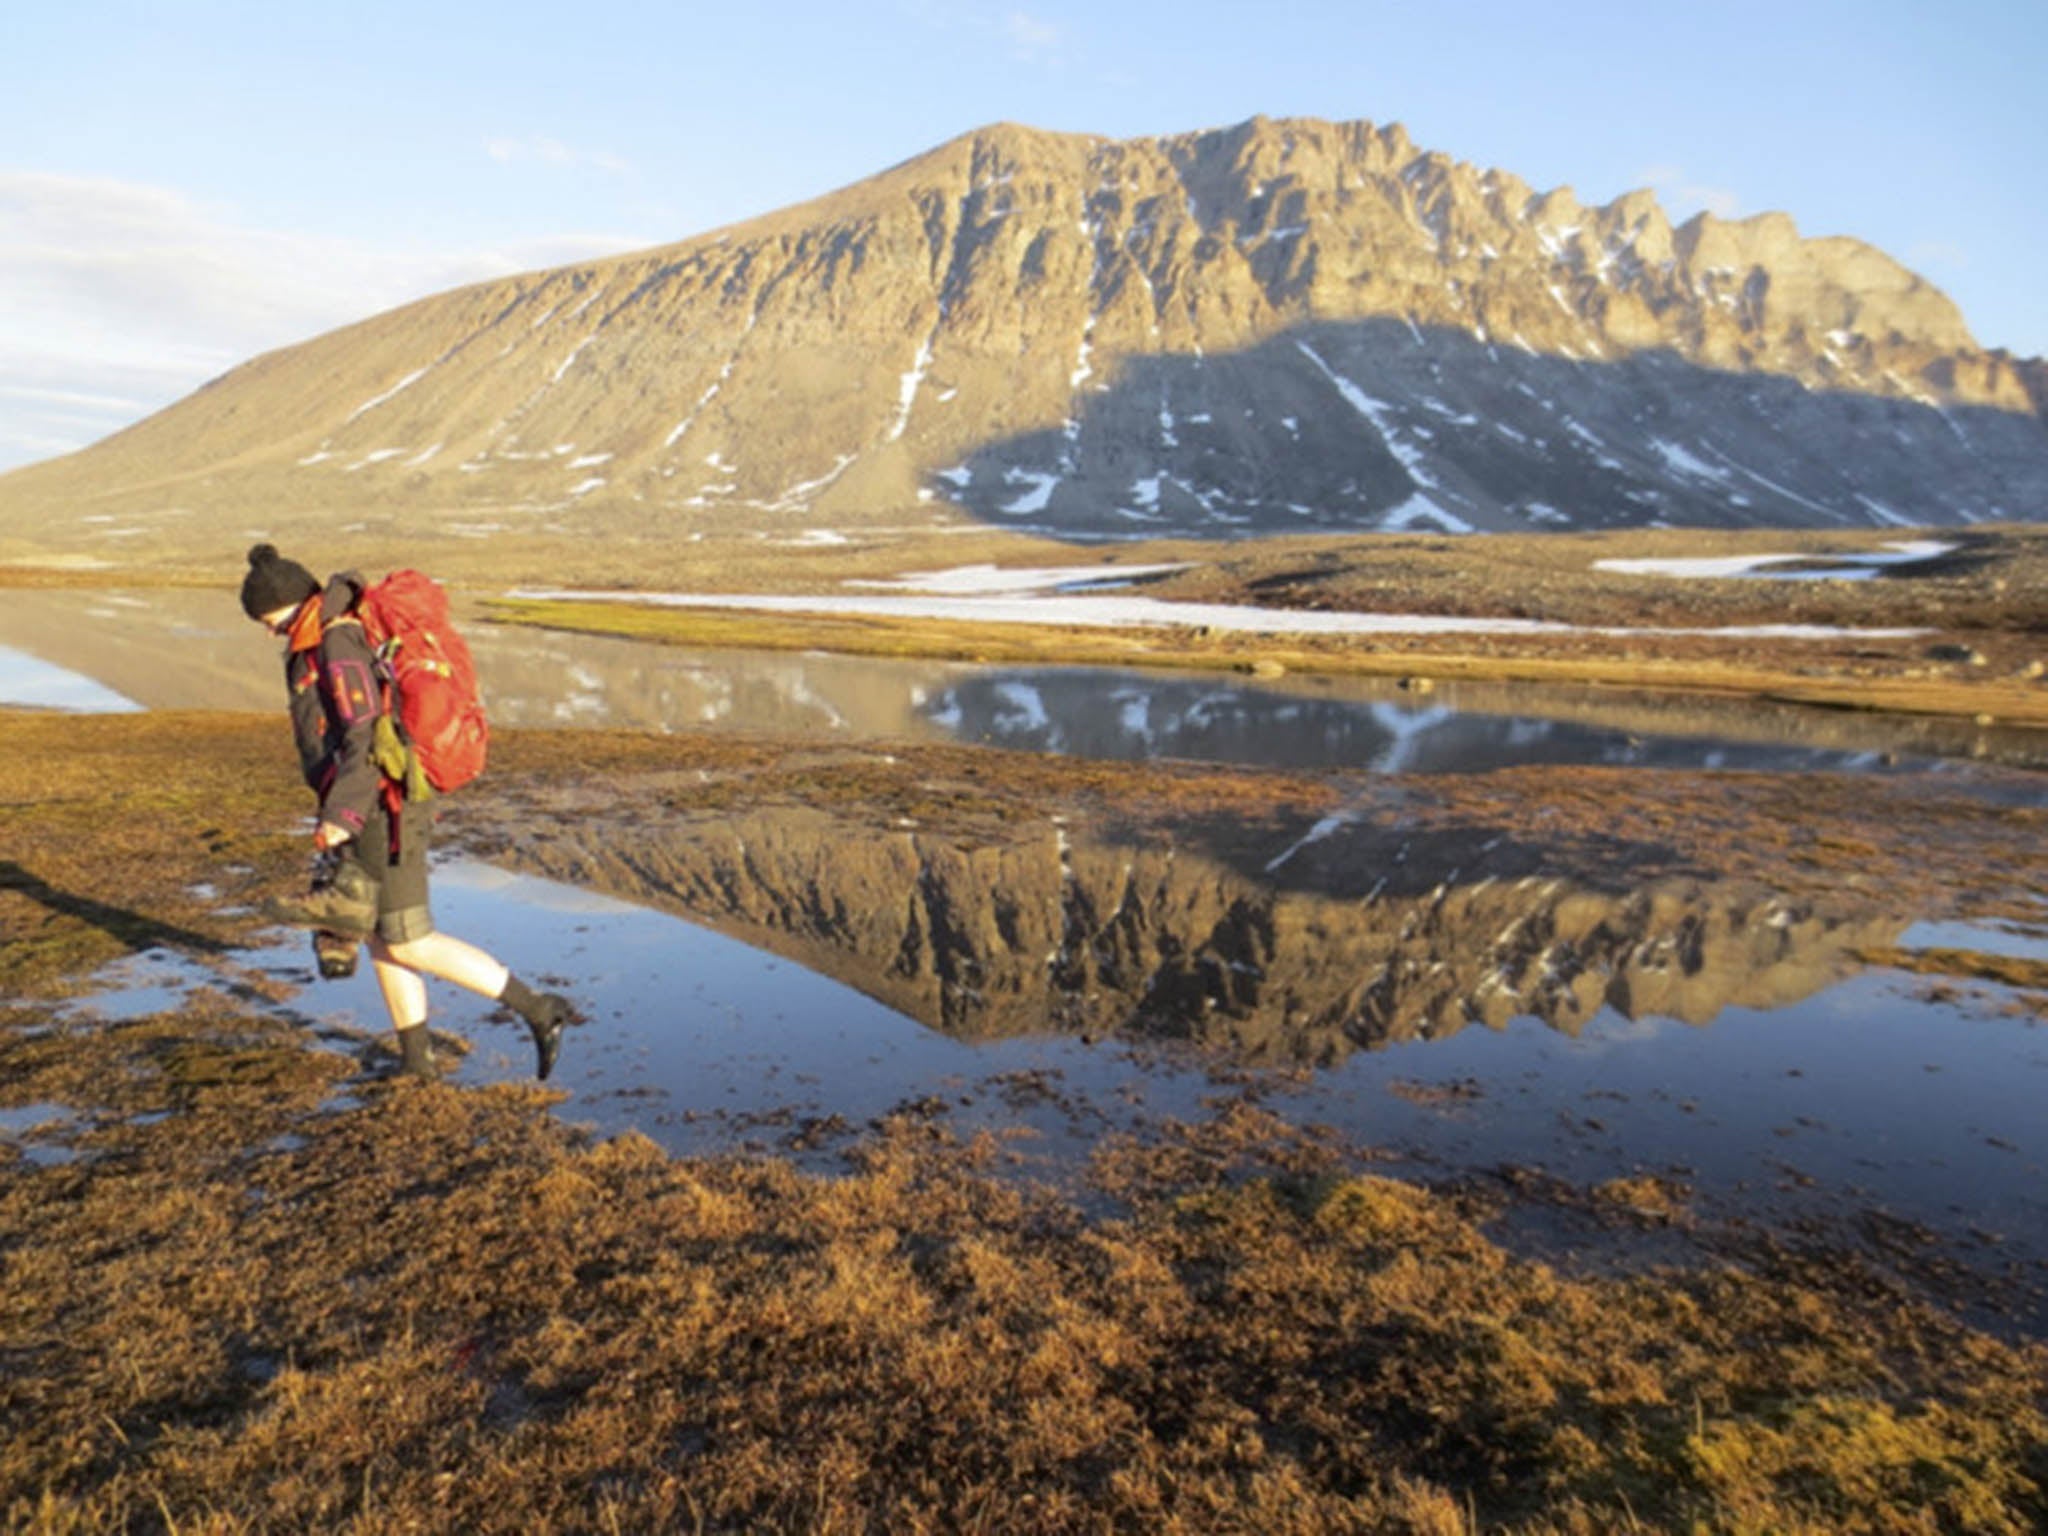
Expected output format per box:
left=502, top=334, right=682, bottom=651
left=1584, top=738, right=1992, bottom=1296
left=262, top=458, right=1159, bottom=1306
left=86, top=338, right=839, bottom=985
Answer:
left=240, top=542, right=319, bottom=621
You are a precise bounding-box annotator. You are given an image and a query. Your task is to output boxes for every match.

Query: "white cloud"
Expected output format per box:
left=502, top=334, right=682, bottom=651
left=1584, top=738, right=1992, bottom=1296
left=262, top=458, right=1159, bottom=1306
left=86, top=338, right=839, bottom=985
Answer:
left=484, top=135, right=633, bottom=175
left=1640, top=164, right=1743, bottom=221
left=0, top=170, right=648, bottom=471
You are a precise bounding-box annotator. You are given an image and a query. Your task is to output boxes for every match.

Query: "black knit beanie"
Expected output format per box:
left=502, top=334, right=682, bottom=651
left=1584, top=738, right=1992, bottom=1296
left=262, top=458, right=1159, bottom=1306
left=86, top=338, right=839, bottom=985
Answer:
left=240, top=543, right=319, bottom=621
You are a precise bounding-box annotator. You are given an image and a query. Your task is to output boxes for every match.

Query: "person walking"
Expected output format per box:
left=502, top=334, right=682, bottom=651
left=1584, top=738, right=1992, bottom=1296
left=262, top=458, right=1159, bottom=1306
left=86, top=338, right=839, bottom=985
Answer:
left=241, top=543, right=576, bottom=1081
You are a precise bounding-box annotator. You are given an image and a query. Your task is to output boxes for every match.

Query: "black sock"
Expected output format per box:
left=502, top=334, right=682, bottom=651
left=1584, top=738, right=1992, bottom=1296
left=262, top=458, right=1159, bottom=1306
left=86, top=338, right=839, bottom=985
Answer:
left=499, top=974, right=541, bottom=1019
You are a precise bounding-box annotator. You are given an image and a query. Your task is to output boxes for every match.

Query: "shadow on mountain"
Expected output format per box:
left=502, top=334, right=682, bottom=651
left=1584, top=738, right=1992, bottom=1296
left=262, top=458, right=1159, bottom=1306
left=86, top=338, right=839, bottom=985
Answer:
left=932, top=317, right=2048, bottom=537
left=497, top=798, right=1904, bottom=1069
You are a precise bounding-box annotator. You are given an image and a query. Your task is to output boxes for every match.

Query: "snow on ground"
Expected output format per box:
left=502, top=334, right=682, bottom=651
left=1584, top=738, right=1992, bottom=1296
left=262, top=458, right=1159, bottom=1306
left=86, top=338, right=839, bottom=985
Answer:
left=1856, top=496, right=1914, bottom=529
left=1000, top=471, right=1062, bottom=517
left=344, top=368, right=430, bottom=424
left=551, top=335, right=597, bottom=384
left=513, top=565, right=1931, bottom=642
left=852, top=564, right=1190, bottom=596
left=769, top=454, right=857, bottom=512
left=1295, top=342, right=1473, bottom=533
left=1593, top=541, right=1953, bottom=581
left=888, top=334, right=935, bottom=443
left=1380, top=494, right=1476, bottom=535
left=1649, top=438, right=1730, bottom=482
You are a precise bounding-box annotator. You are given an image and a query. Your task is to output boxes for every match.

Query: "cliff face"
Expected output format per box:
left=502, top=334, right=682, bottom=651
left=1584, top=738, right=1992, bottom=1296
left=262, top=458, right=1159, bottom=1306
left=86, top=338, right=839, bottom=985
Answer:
left=4, top=116, right=2043, bottom=551
left=495, top=800, right=1905, bottom=1065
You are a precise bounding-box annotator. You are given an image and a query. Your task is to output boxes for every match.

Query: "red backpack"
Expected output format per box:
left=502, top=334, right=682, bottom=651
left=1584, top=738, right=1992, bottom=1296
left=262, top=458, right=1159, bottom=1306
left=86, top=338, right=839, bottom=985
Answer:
left=357, top=570, right=489, bottom=793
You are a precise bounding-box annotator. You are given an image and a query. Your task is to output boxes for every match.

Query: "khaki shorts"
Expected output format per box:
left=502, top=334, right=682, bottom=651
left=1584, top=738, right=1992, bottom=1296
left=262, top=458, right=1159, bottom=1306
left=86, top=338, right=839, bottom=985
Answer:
left=344, top=800, right=435, bottom=943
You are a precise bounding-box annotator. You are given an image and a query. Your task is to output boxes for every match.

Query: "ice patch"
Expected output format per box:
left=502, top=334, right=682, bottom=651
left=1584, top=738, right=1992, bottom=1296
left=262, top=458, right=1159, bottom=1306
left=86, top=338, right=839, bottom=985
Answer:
left=1593, top=541, right=1953, bottom=580
left=0, top=647, right=142, bottom=712
left=513, top=585, right=1930, bottom=643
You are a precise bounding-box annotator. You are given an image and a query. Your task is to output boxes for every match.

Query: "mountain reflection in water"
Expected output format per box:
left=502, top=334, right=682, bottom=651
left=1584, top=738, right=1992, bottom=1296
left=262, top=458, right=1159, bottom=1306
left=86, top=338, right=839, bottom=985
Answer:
left=0, top=588, right=2039, bottom=773
left=497, top=799, right=1907, bottom=1065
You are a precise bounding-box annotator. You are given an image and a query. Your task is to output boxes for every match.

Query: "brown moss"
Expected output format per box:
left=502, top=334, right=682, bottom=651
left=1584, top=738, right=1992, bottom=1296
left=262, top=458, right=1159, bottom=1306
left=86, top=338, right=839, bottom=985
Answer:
left=5, top=710, right=2047, bottom=1532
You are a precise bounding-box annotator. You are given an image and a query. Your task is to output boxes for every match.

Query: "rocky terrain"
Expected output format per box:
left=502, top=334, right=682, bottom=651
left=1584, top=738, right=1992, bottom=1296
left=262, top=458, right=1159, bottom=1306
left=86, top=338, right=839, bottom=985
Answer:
left=1, top=116, right=2043, bottom=565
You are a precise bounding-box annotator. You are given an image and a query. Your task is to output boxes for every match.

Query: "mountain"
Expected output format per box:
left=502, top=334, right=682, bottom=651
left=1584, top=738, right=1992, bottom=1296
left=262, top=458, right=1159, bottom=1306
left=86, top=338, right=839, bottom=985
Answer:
left=3, top=115, right=2045, bottom=555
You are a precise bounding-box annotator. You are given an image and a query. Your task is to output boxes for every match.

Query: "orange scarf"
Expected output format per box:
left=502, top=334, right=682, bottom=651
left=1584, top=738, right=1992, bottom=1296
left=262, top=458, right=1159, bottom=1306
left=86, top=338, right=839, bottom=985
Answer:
left=285, top=596, right=324, bottom=653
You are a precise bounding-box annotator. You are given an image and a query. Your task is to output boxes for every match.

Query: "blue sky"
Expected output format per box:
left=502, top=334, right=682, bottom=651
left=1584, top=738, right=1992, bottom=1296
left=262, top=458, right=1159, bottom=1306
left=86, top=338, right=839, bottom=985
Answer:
left=2, top=0, right=2042, bottom=470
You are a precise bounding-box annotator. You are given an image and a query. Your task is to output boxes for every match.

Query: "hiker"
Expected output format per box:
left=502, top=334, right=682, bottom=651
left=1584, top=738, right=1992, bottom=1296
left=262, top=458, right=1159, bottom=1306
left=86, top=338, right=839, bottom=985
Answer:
left=240, top=543, right=576, bottom=1081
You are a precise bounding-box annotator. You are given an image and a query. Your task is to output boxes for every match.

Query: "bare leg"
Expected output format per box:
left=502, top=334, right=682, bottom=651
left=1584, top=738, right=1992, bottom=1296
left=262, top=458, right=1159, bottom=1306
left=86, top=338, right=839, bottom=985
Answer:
left=369, top=945, right=429, bottom=1029
left=368, top=932, right=571, bottom=1081
left=376, top=932, right=509, bottom=1002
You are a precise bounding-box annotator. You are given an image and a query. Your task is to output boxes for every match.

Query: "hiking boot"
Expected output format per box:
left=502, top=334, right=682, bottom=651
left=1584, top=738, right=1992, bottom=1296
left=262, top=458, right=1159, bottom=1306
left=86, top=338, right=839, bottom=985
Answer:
left=312, top=928, right=360, bottom=979
left=499, top=976, right=579, bottom=1082
left=529, top=1008, right=566, bottom=1082
left=521, top=992, right=578, bottom=1081
left=264, top=859, right=376, bottom=937
left=397, top=1024, right=436, bottom=1080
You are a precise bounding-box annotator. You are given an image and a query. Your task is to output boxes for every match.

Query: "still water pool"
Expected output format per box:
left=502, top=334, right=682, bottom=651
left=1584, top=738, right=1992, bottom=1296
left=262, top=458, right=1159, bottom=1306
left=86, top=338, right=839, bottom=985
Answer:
left=37, top=859, right=2048, bottom=1296
left=1, top=588, right=2041, bottom=773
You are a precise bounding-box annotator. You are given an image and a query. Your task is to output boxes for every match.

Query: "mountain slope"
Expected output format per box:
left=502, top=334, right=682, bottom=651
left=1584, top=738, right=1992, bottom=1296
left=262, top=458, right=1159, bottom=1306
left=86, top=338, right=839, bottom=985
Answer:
left=3, top=116, right=2044, bottom=555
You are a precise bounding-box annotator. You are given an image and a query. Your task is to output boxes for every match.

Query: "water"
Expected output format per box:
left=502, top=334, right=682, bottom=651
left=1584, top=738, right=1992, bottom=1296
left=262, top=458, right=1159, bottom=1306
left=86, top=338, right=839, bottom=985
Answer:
left=48, top=858, right=2048, bottom=1275
left=0, top=1101, right=84, bottom=1167
left=1, top=588, right=2040, bottom=773
left=0, top=644, right=141, bottom=713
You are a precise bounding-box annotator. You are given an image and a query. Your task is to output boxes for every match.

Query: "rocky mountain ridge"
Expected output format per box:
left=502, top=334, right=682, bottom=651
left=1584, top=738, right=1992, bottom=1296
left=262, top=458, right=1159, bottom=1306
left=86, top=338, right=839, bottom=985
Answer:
left=3, top=115, right=2044, bottom=553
